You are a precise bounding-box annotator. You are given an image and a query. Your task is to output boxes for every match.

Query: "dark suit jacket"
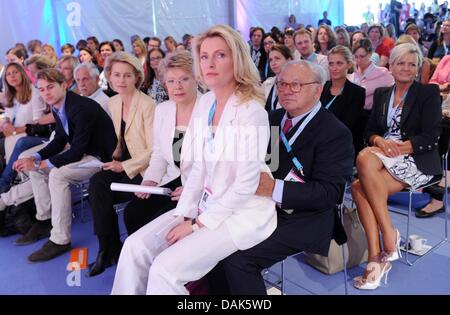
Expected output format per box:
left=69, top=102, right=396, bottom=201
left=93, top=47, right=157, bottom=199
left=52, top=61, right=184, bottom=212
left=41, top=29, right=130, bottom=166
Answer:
left=269, top=107, right=354, bottom=256
left=366, top=82, right=442, bottom=175
left=321, top=79, right=366, bottom=154
left=38, top=91, right=117, bottom=168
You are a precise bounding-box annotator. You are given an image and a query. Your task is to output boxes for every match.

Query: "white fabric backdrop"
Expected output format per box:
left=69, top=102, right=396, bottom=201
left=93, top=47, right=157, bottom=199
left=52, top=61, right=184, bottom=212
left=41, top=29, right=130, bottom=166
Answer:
left=0, top=0, right=343, bottom=58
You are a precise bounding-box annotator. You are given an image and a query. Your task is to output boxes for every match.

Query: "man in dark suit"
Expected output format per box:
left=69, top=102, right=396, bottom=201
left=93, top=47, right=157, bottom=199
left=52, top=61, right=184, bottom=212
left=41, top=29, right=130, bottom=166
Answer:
left=214, top=60, right=354, bottom=294
left=14, top=68, right=116, bottom=262
left=249, top=27, right=267, bottom=82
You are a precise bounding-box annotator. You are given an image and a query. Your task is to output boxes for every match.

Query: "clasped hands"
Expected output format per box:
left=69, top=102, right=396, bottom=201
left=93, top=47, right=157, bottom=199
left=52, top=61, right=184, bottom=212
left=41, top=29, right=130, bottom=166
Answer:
left=374, top=137, right=413, bottom=158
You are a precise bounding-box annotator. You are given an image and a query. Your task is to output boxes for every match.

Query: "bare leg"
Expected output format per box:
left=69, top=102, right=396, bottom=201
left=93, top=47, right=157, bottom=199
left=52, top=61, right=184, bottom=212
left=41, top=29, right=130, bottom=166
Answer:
left=352, top=179, right=381, bottom=259
left=356, top=148, right=407, bottom=253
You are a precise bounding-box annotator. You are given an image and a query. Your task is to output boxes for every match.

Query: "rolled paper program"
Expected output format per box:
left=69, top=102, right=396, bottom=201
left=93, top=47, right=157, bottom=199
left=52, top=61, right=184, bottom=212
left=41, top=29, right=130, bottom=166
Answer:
left=110, top=183, right=173, bottom=196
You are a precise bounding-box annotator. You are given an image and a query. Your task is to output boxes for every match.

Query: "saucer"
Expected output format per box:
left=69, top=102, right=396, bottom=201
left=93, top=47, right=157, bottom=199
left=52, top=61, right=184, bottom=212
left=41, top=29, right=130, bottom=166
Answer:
left=400, top=244, right=432, bottom=256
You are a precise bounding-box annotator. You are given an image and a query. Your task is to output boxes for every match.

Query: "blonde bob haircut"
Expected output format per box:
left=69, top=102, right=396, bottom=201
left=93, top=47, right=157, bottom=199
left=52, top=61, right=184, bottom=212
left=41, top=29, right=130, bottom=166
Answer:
left=192, top=24, right=265, bottom=104
left=158, top=50, right=194, bottom=83
left=104, top=52, right=145, bottom=89
left=389, top=42, right=423, bottom=69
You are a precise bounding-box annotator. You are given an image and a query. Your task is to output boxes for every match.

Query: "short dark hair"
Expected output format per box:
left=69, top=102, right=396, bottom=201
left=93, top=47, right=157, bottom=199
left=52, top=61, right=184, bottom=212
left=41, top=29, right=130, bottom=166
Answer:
left=352, top=38, right=373, bottom=54
left=86, top=36, right=100, bottom=48
left=250, top=27, right=265, bottom=38
left=270, top=44, right=294, bottom=60
left=60, top=43, right=75, bottom=54
left=76, top=39, right=88, bottom=51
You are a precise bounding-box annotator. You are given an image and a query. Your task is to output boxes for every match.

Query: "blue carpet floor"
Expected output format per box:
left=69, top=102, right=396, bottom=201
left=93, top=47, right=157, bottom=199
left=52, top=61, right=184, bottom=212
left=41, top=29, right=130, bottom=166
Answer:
left=0, top=200, right=449, bottom=295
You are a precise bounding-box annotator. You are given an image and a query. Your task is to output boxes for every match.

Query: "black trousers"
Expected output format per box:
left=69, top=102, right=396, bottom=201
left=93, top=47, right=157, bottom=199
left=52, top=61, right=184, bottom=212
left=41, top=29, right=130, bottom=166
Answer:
left=89, top=170, right=142, bottom=240
left=124, top=176, right=182, bottom=235
left=209, top=210, right=332, bottom=295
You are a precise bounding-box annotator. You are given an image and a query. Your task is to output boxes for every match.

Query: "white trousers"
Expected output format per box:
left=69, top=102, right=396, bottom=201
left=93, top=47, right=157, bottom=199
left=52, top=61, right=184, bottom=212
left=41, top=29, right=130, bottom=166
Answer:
left=111, top=209, right=238, bottom=295
left=29, top=155, right=101, bottom=245
left=0, top=143, right=45, bottom=207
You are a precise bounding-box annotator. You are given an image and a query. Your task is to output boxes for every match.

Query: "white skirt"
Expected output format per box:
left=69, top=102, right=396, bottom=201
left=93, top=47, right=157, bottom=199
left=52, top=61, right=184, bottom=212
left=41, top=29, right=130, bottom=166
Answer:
left=373, top=152, right=433, bottom=189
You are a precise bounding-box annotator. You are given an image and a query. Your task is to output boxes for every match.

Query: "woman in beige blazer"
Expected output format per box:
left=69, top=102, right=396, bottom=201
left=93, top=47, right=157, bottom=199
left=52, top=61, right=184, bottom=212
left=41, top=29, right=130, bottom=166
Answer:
left=123, top=51, right=203, bottom=235
left=87, top=52, right=155, bottom=277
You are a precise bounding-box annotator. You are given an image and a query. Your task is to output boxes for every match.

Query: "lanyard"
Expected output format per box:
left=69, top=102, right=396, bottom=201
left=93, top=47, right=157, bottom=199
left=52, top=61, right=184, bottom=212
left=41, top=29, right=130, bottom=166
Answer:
left=325, top=86, right=344, bottom=110
left=387, top=87, right=408, bottom=128
left=279, top=103, right=321, bottom=175
left=207, top=100, right=217, bottom=149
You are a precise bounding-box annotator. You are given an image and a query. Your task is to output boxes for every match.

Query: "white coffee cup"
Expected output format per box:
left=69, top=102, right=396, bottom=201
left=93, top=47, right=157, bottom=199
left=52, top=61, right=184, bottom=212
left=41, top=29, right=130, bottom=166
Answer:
left=409, top=234, right=427, bottom=251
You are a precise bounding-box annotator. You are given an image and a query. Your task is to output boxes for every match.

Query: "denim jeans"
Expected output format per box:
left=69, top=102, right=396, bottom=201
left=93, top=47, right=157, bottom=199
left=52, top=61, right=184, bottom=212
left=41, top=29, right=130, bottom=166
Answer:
left=0, top=136, right=47, bottom=190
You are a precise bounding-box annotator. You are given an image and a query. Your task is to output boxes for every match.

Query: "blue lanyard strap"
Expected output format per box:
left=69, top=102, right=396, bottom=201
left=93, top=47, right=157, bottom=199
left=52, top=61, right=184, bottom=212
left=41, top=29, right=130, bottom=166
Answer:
left=325, top=86, right=344, bottom=110
left=208, top=100, right=217, bottom=128
left=207, top=100, right=217, bottom=144
left=279, top=103, right=321, bottom=175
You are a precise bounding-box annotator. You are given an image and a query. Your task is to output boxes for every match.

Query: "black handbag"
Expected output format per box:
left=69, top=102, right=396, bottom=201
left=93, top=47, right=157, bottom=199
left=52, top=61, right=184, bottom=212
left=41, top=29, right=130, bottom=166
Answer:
left=25, top=123, right=56, bottom=138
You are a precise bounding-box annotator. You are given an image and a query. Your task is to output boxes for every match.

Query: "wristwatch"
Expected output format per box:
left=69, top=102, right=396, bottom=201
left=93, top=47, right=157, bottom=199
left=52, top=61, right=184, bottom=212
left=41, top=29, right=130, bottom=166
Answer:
left=191, top=218, right=200, bottom=232
left=33, top=158, right=41, bottom=170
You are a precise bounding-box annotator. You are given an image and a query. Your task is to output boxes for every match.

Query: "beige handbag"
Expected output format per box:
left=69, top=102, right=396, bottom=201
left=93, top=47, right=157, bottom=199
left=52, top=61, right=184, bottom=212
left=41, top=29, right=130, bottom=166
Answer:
left=305, top=207, right=368, bottom=275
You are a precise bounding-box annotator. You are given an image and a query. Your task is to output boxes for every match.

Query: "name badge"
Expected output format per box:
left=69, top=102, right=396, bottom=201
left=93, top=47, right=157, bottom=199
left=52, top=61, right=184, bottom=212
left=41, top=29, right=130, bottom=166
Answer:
left=284, top=169, right=305, bottom=183
left=198, top=187, right=213, bottom=214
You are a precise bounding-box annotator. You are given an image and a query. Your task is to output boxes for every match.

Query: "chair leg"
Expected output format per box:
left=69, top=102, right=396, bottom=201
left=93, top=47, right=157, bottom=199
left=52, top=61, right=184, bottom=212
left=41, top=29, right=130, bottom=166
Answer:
left=340, top=204, right=349, bottom=295
left=445, top=156, right=448, bottom=242
left=281, top=259, right=285, bottom=295
left=406, top=190, right=413, bottom=265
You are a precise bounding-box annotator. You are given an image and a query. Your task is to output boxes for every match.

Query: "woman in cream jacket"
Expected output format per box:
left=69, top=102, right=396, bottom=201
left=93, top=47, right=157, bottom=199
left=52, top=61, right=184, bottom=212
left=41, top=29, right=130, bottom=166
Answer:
left=87, top=52, right=155, bottom=277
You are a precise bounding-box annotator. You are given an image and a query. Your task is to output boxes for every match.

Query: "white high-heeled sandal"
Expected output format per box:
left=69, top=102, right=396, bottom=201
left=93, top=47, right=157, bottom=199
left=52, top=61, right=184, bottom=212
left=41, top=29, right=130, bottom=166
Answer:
left=385, top=228, right=402, bottom=262
left=354, top=261, right=392, bottom=290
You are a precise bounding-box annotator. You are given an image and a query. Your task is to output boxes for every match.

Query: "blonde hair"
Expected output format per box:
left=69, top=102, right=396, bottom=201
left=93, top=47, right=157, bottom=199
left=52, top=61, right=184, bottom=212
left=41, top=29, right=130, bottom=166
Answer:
left=329, top=45, right=354, bottom=66
left=131, top=37, right=147, bottom=58
left=25, top=54, right=56, bottom=69
left=3, top=63, right=32, bottom=107
left=390, top=42, right=423, bottom=68
left=104, top=52, right=145, bottom=89
left=42, top=44, right=57, bottom=64
left=158, top=50, right=194, bottom=83
left=192, top=24, right=264, bottom=104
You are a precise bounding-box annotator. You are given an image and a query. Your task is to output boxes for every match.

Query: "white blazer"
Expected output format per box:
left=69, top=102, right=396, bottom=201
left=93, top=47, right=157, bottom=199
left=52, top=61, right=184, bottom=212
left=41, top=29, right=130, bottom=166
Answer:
left=174, top=92, right=277, bottom=250
left=143, top=94, right=203, bottom=186
left=262, top=77, right=282, bottom=111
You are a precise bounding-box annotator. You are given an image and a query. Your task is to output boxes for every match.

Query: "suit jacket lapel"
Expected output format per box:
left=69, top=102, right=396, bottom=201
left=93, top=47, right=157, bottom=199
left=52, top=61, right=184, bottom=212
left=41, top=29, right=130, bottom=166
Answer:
left=125, top=90, right=140, bottom=134
left=180, top=94, right=201, bottom=165
left=381, top=86, right=395, bottom=130
left=400, top=81, right=418, bottom=128
left=210, top=95, right=238, bottom=172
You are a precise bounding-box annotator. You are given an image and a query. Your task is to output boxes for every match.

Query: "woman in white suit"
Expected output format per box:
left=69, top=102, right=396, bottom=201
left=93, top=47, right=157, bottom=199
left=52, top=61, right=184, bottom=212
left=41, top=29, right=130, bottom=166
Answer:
left=124, top=50, right=202, bottom=235
left=262, top=44, right=293, bottom=113
left=111, top=24, right=277, bottom=295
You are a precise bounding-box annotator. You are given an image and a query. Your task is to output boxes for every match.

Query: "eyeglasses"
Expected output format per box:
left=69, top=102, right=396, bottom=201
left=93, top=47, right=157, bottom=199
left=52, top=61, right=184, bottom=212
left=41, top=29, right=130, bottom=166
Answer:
left=166, top=76, right=192, bottom=86
left=354, top=53, right=369, bottom=60
left=276, top=80, right=319, bottom=93
left=264, top=41, right=275, bottom=46
left=150, top=56, right=163, bottom=62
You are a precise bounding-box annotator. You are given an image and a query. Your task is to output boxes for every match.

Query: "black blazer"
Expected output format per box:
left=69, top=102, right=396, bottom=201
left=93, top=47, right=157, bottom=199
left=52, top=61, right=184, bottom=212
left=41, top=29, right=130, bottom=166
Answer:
left=366, top=82, right=442, bottom=175
left=269, top=107, right=354, bottom=256
left=38, top=91, right=117, bottom=168
left=321, top=79, right=365, bottom=142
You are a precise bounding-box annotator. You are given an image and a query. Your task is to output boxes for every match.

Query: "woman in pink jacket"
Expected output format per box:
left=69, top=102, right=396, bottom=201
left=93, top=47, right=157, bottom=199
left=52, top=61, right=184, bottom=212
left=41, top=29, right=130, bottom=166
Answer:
left=429, top=55, right=450, bottom=93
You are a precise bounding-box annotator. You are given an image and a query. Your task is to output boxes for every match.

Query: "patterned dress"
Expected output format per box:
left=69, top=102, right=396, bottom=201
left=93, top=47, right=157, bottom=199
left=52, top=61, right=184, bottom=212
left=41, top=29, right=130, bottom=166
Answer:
left=373, top=106, right=433, bottom=189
